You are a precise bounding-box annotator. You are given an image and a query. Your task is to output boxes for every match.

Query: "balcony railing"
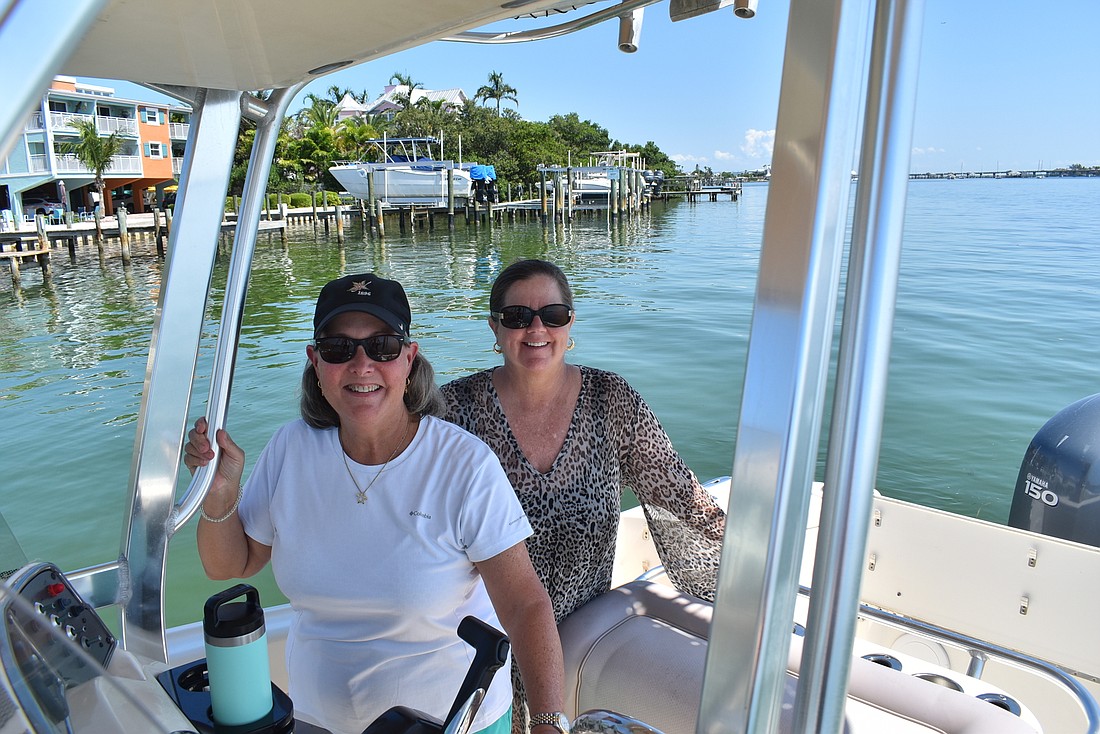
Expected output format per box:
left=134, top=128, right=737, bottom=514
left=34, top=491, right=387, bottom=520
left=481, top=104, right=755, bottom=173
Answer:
left=172, top=157, right=183, bottom=174
left=50, top=112, right=139, bottom=137
left=109, top=153, right=142, bottom=173
left=25, top=112, right=44, bottom=131
left=96, top=116, right=138, bottom=136
left=52, top=153, right=143, bottom=174
left=169, top=122, right=190, bottom=139
left=54, top=154, right=89, bottom=173
left=28, top=154, right=49, bottom=172
left=50, top=111, right=94, bottom=131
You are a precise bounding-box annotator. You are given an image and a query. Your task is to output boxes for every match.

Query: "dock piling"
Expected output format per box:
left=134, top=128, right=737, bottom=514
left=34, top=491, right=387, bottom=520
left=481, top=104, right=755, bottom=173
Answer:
left=118, top=208, right=131, bottom=265
left=447, top=168, right=456, bottom=230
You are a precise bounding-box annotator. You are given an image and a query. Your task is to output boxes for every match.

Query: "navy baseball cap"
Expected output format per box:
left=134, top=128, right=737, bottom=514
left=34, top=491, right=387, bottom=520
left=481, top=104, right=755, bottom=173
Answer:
left=313, top=273, right=411, bottom=338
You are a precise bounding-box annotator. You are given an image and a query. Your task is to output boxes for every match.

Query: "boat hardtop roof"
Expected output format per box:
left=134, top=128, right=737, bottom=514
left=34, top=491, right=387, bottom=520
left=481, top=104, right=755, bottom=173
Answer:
left=56, top=1, right=593, bottom=92
left=364, top=137, right=442, bottom=146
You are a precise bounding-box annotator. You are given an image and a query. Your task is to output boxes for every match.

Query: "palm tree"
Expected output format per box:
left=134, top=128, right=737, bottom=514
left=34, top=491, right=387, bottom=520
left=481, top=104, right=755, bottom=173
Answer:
left=335, top=117, right=380, bottom=162
left=302, top=98, right=339, bottom=130
left=324, top=84, right=370, bottom=105
left=57, top=118, right=122, bottom=212
left=474, top=71, right=518, bottom=117
left=388, top=72, right=423, bottom=108
left=389, top=72, right=422, bottom=92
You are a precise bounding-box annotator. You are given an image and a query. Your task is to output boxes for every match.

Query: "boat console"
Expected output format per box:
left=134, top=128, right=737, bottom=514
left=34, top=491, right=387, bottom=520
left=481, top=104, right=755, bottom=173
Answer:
left=0, top=562, right=512, bottom=734
left=1, top=561, right=194, bottom=733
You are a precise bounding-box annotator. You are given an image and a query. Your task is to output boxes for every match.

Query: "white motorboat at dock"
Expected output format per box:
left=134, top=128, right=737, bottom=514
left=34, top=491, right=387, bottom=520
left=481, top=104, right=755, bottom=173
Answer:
left=329, top=137, right=488, bottom=208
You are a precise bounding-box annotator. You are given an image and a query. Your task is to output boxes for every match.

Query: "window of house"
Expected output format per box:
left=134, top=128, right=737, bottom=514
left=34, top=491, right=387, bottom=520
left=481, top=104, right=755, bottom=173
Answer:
left=144, top=142, right=165, bottom=159
left=142, top=108, right=165, bottom=124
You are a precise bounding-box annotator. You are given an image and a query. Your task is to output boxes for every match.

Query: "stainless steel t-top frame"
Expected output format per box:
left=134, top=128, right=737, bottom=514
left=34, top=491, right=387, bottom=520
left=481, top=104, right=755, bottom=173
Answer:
left=66, top=84, right=302, bottom=663
left=700, top=0, right=925, bottom=732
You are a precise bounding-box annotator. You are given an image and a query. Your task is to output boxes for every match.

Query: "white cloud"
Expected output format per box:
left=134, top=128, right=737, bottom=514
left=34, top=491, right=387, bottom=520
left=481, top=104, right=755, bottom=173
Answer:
left=741, top=129, right=775, bottom=159
left=674, top=129, right=774, bottom=168
left=912, top=146, right=946, bottom=156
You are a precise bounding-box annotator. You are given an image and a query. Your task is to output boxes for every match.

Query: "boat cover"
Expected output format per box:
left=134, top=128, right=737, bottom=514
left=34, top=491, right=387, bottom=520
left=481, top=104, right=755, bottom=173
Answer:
left=469, top=165, right=496, bottom=181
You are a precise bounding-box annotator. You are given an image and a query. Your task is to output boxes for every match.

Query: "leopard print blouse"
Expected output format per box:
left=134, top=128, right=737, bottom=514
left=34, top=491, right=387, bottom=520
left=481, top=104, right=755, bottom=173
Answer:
left=440, top=365, right=725, bottom=621
left=442, top=366, right=725, bottom=732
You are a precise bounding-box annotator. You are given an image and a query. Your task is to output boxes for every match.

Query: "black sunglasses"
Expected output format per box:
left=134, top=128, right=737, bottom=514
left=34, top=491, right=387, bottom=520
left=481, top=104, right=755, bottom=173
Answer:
left=314, top=335, right=407, bottom=364
left=491, top=304, right=573, bottom=329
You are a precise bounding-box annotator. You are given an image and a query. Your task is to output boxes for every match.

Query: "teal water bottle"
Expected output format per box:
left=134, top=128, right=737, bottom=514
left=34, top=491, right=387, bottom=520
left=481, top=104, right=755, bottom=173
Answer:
left=203, top=584, right=273, bottom=726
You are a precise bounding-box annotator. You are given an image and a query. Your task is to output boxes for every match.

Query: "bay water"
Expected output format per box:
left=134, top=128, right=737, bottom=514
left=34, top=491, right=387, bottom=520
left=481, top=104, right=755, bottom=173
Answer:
left=1, top=177, right=1097, bottom=626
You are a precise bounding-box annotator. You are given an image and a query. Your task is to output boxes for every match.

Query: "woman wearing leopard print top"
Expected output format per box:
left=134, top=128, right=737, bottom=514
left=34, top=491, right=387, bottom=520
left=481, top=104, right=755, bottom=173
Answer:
left=440, top=259, right=725, bottom=733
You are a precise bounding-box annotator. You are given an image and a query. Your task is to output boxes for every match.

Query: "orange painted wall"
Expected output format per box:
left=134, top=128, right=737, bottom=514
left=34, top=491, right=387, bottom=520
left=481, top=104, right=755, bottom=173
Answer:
left=138, top=105, right=173, bottom=179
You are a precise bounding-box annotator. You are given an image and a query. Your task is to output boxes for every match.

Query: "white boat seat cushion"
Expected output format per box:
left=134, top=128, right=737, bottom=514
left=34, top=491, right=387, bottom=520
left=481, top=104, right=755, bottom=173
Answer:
left=557, top=580, right=1037, bottom=734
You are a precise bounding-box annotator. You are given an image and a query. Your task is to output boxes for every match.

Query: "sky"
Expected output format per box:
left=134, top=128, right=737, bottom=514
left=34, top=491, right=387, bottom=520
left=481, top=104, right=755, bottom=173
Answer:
left=88, top=0, right=1098, bottom=174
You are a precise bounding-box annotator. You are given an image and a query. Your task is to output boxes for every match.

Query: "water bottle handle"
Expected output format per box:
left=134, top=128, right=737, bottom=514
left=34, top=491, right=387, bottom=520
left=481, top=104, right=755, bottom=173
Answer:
left=204, top=583, right=261, bottom=623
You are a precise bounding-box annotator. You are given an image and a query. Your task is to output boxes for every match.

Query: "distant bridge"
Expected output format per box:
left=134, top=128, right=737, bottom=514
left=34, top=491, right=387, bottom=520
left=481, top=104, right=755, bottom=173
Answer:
left=907, top=169, right=1097, bottom=180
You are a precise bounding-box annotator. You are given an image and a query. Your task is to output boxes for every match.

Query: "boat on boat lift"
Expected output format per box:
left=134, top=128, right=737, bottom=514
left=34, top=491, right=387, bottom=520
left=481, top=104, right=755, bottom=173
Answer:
left=539, top=151, right=661, bottom=204
left=329, top=136, right=484, bottom=207
left=1, top=0, right=1098, bottom=733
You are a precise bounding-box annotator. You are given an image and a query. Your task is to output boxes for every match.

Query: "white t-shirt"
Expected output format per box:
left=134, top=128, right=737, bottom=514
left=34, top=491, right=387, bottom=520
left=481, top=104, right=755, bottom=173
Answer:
left=238, top=416, right=531, bottom=734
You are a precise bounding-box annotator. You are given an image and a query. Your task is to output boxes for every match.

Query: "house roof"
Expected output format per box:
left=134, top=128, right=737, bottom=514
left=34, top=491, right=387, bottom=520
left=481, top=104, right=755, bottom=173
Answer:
left=336, top=93, right=369, bottom=112
left=362, top=85, right=469, bottom=116
left=335, top=93, right=370, bottom=119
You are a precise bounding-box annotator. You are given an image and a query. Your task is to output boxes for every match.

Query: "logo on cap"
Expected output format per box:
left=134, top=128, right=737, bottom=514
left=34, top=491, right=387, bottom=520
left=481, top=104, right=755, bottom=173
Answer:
left=349, top=280, right=372, bottom=296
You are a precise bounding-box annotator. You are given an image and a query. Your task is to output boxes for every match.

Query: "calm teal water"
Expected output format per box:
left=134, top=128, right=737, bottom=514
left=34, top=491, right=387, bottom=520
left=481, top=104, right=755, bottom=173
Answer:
left=1, top=177, right=1097, bottom=625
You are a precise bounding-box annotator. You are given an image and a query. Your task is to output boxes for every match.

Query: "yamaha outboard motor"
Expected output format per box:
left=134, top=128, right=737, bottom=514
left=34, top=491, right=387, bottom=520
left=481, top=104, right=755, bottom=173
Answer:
left=1008, top=393, right=1100, bottom=547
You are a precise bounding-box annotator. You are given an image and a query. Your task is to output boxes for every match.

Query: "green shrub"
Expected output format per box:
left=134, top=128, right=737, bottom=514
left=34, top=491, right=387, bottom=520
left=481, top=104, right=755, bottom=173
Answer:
left=289, top=193, right=312, bottom=208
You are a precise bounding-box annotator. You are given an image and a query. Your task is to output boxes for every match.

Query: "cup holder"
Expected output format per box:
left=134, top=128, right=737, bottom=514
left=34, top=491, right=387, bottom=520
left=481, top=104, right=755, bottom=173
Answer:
left=861, top=653, right=902, bottom=671
left=977, top=692, right=1022, bottom=716
left=156, top=658, right=294, bottom=734
left=913, top=673, right=963, bottom=691
left=176, top=663, right=210, bottom=693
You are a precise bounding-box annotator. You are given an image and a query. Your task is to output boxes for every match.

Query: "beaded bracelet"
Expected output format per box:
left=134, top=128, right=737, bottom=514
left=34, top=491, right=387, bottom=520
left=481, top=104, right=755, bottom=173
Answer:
left=200, top=486, right=242, bottom=523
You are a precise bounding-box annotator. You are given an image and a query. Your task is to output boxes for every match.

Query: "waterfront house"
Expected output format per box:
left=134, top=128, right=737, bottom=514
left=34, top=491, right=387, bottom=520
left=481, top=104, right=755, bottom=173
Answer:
left=355, top=84, right=469, bottom=122
left=0, top=76, right=191, bottom=224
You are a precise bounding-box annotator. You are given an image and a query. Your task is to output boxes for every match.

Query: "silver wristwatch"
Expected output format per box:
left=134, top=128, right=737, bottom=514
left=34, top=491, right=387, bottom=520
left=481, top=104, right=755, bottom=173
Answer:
left=530, top=711, right=570, bottom=733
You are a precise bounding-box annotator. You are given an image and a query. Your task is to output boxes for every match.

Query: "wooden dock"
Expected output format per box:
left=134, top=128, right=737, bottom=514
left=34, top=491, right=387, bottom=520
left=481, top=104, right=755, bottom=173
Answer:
left=1, top=192, right=670, bottom=288
left=0, top=210, right=287, bottom=288
left=654, top=183, right=742, bottom=202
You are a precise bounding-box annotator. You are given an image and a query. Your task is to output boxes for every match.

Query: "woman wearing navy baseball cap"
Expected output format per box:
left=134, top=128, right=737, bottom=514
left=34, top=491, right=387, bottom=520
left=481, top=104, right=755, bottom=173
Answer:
left=185, top=272, right=563, bottom=734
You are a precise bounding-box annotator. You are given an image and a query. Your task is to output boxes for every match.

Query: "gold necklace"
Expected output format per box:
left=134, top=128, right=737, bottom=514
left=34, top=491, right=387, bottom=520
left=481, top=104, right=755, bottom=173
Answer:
left=341, top=418, right=412, bottom=504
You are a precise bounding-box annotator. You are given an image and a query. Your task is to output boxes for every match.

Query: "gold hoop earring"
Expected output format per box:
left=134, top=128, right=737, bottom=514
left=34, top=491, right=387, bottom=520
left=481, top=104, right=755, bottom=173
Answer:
left=566, top=338, right=576, bottom=351
left=493, top=343, right=502, bottom=354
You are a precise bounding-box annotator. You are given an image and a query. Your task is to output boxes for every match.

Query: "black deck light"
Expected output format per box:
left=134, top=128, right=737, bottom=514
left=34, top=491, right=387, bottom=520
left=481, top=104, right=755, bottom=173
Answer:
left=308, top=60, right=353, bottom=76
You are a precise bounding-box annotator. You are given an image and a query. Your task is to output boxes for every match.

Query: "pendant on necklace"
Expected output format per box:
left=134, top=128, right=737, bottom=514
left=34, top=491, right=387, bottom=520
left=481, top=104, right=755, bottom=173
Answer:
left=342, top=418, right=413, bottom=505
